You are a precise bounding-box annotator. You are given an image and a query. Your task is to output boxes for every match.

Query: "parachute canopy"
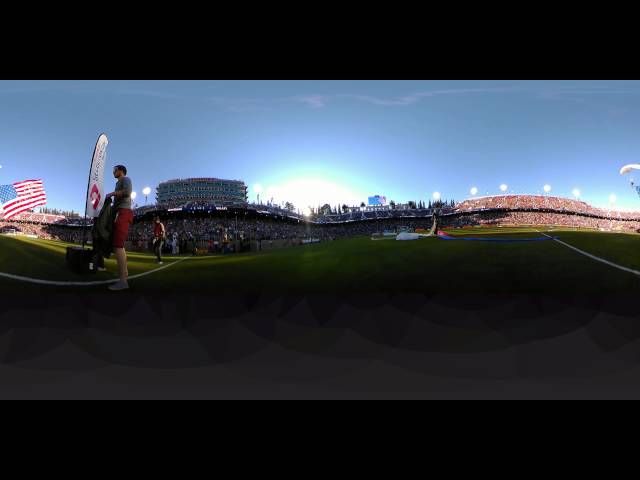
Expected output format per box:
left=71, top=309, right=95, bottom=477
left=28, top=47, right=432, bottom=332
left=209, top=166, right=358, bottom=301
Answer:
left=396, top=232, right=432, bottom=241
left=620, top=164, right=640, bottom=175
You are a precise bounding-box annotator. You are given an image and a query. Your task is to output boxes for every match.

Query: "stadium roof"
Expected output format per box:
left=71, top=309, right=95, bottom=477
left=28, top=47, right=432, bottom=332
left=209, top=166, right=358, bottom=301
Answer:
left=160, top=178, right=246, bottom=184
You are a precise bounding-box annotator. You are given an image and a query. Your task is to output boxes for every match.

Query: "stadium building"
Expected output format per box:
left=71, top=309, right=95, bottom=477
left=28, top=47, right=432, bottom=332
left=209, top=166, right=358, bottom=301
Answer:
left=156, top=178, right=248, bottom=208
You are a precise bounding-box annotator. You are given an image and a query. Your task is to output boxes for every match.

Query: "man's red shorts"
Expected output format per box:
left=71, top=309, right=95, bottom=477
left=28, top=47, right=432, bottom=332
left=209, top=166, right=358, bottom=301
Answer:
left=113, top=208, right=134, bottom=248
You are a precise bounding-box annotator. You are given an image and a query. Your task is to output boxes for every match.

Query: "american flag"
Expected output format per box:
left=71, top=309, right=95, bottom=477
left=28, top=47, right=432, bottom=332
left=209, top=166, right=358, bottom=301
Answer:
left=0, top=179, right=47, bottom=220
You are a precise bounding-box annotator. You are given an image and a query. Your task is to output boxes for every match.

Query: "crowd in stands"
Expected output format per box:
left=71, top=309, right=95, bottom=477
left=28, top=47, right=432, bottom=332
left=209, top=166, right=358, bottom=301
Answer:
left=455, top=195, right=640, bottom=220
left=0, top=221, right=43, bottom=236
left=443, top=211, right=640, bottom=232
left=249, top=203, right=304, bottom=219
left=12, top=212, right=67, bottom=223
left=156, top=200, right=253, bottom=210
left=0, top=220, right=86, bottom=242
left=127, top=216, right=439, bottom=248
left=4, top=194, right=640, bottom=251
left=129, top=216, right=307, bottom=243
left=313, top=207, right=453, bottom=223
left=138, top=201, right=306, bottom=219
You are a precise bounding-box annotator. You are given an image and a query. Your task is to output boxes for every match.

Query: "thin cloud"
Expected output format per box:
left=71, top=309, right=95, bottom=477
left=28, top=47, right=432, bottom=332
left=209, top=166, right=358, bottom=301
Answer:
left=291, top=84, right=640, bottom=109
left=289, top=87, right=527, bottom=109
left=290, top=95, right=329, bottom=108
left=208, top=96, right=276, bottom=112
left=346, top=87, right=526, bottom=106
left=211, top=87, right=527, bottom=111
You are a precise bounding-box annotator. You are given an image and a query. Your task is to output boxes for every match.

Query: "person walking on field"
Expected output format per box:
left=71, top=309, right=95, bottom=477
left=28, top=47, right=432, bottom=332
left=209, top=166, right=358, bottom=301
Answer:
left=153, top=216, right=166, bottom=264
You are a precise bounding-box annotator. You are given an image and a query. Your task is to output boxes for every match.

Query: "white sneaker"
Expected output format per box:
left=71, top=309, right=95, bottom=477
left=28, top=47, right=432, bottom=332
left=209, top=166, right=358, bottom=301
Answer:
left=158, top=261, right=163, bottom=265
left=108, top=281, right=129, bottom=291
left=97, top=267, right=107, bottom=272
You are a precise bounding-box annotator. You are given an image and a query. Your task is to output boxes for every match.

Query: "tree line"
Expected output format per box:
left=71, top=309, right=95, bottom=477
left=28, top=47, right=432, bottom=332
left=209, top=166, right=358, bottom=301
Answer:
left=304, top=199, right=456, bottom=216
left=37, top=207, right=81, bottom=218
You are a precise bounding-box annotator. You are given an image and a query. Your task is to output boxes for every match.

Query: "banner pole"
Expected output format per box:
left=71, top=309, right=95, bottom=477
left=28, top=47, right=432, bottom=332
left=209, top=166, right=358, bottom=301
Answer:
left=82, top=147, right=97, bottom=250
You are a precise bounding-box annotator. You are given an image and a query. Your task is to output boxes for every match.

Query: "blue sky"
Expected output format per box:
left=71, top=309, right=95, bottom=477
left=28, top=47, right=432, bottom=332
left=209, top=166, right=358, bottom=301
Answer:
left=1, top=79, right=640, bottom=213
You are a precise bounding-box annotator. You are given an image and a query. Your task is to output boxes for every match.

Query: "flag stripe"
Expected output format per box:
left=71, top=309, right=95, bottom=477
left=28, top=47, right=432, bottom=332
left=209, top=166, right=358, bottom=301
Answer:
left=14, top=181, right=43, bottom=190
left=14, top=188, right=44, bottom=195
left=14, top=180, right=41, bottom=185
left=11, top=197, right=47, bottom=210
left=15, top=185, right=44, bottom=193
left=15, top=179, right=43, bottom=184
left=3, top=199, right=48, bottom=219
left=4, top=192, right=47, bottom=207
left=4, top=195, right=47, bottom=209
left=3, top=195, right=48, bottom=217
left=14, top=189, right=44, bottom=196
left=15, top=180, right=43, bottom=187
left=4, top=193, right=47, bottom=210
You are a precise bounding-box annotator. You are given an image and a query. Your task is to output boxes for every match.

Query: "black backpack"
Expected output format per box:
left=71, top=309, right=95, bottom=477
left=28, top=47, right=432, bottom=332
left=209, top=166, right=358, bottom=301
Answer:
left=66, top=246, right=98, bottom=274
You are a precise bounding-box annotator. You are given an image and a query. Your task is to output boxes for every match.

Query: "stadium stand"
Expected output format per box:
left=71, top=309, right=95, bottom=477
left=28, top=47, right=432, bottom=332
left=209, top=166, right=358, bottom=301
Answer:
left=3, top=194, right=640, bottom=251
left=455, top=195, right=640, bottom=220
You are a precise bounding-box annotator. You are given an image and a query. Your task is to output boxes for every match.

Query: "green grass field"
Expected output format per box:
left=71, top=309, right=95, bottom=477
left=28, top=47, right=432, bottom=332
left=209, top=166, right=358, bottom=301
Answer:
left=2, top=227, right=640, bottom=295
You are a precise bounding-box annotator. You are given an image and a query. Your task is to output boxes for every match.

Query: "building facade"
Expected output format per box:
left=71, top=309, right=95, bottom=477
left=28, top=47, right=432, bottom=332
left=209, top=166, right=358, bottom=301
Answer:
left=156, top=178, right=248, bottom=208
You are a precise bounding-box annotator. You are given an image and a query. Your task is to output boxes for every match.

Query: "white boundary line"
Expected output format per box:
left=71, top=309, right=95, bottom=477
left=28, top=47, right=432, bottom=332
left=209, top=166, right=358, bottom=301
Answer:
left=0, top=236, right=221, bottom=261
left=0, top=257, right=190, bottom=286
left=539, top=231, right=640, bottom=277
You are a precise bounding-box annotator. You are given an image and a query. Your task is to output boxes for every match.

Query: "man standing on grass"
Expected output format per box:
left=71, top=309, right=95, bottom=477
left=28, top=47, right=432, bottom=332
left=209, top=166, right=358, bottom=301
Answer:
left=153, top=216, right=166, bottom=265
left=105, top=165, right=133, bottom=291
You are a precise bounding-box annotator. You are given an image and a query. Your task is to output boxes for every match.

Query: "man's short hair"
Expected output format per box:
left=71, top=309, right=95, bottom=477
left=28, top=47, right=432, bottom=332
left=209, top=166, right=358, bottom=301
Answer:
left=114, top=165, right=127, bottom=176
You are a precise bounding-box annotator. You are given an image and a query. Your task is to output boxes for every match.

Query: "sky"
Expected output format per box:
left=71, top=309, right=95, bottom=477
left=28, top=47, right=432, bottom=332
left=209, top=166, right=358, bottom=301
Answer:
left=1, top=79, right=640, bottom=214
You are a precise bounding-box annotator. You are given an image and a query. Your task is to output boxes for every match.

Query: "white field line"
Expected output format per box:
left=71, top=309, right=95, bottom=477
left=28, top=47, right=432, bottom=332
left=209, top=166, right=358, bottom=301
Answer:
left=538, top=231, right=640, bottom=277
left=0, top=257, right=190, bottom=286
